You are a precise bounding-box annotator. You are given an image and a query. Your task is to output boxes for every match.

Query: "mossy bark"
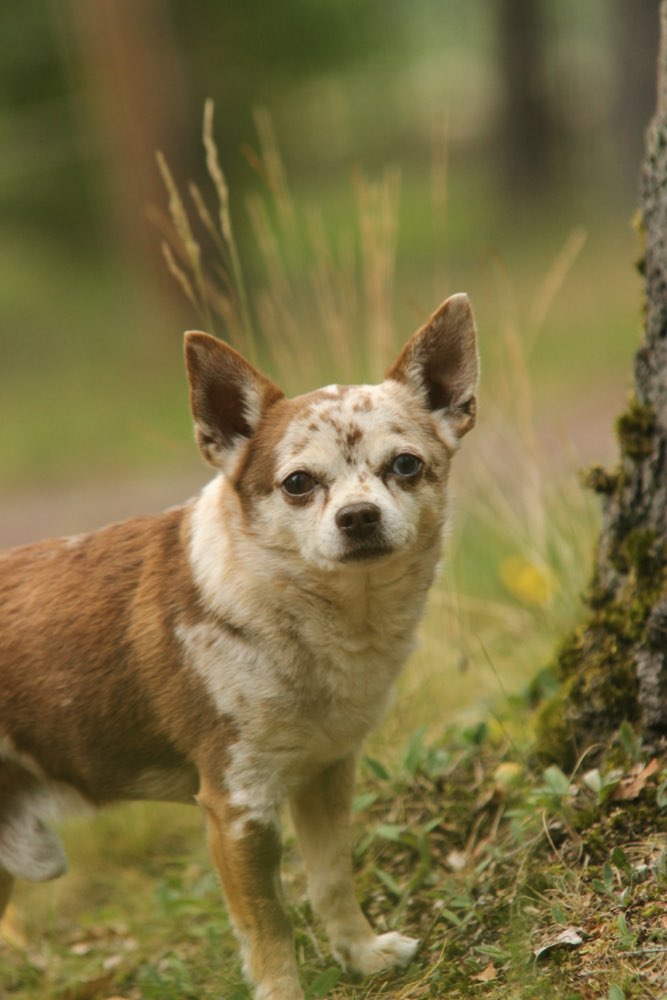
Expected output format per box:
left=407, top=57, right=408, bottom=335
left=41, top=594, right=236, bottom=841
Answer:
left=536, top=3, right=667, bottom=765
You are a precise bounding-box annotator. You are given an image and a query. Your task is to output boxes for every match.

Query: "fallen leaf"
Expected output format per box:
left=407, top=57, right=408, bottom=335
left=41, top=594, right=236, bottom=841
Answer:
left=472, top=962, right=498, bottom=982
left=612, top=759, right=659, bottom=801
left=534, top=926, right=584, bottom=960
left=70, top=942, right=93, bottom=956
left=102, top=955, right=123, bottom=971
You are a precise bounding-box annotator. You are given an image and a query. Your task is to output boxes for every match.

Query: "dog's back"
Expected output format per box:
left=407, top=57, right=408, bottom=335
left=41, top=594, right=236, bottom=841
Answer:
left=0, top=509, right=212, bottom=881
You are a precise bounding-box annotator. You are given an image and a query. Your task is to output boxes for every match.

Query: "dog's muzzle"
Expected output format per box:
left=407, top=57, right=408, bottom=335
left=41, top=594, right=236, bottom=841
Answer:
left=335, top=503, right=391, bottom=561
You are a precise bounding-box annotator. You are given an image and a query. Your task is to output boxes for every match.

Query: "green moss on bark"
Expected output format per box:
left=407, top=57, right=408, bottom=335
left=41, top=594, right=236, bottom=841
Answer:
left=535, top=528, right=665, bottom=767
left=616, top=400, right=655, bottom=460
left=535, top=612, right=641, bottom=768
left=534, top=379, right=667, bottom=767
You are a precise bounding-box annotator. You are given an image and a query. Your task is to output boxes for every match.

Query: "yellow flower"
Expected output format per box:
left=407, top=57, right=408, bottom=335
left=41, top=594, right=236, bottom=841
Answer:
left=500, top=554, right=558, bottom=606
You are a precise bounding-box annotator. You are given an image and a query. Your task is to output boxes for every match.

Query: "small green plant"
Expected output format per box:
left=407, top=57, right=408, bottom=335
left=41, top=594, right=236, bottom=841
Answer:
left=540, top=764, right=572, bottom=802
left=610, top=846, right=633, bottom=879
left=507, top=763, right=575, bottom=838
left=582, top=767, right=621, bottom=805
left=617, top=721, right=644, bottom=764
left=614, top=913, right=637, bottom=951
left=593, top=862, right=618, bottom=900
left=138, top=956, right=199, bottom=1000
left=305, top=967, right=342, bottom=999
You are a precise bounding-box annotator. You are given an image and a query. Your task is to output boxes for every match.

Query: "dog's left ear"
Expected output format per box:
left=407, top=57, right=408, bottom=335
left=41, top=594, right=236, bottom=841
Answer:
left=386, top=293, right=479, bottom=439
left=184, top=332, right=284, bottom=471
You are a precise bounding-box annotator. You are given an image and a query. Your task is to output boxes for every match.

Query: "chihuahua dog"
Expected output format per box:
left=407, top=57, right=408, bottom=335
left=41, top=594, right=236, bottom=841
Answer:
left=0, top=293, right=478, bottom=999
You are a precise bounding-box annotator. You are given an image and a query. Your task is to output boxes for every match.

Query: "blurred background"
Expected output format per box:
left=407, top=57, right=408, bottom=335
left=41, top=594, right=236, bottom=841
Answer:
left=1, top=4, right=664, bottom=975
left=0, top=0, right=660, bottom=717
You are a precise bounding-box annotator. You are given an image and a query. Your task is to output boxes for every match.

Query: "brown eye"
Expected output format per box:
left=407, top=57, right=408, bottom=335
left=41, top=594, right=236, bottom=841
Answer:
left=282, top=471, right=317, bottom=497
left=391, top=453, right=422, bottom=478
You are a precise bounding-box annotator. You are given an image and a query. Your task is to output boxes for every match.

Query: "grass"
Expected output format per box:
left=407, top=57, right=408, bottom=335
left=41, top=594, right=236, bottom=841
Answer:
left=0, top=231, right=196, bottom=489
left=1, top=721, right=665, bottom=998
left=1, top=107, right=664, bottom=999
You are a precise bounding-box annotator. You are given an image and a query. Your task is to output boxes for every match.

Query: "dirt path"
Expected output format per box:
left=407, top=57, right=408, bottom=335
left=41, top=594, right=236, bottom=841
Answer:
left=0, top=468, right=208, bottom=550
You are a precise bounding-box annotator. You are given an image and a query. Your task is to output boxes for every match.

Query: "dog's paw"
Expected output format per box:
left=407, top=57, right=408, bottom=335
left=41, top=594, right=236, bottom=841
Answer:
left=335, top=931, right=420, bottom=975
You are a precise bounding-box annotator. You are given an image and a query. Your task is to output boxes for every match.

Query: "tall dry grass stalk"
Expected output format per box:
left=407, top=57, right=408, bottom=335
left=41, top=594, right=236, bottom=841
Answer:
left=482, top=227, right=588, bottom=569
left=354, top=166, right=401, bottom=379
left=156, top=101, right=598, bottom=737
left=430, top=113, right=449, bottom=299
left=156, top=100, right=401, bottom=394
left=397, top=229, right=597, bottom=739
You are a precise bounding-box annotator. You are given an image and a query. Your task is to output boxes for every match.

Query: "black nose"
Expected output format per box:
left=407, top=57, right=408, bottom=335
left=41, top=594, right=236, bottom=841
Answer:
left=335, top=502, right=381, bottom=540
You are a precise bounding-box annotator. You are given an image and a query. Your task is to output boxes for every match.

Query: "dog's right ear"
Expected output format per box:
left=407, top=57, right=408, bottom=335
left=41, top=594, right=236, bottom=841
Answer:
left=386, top=293, right=479, bottom=442
left=184, top=332, right=284, bottom=471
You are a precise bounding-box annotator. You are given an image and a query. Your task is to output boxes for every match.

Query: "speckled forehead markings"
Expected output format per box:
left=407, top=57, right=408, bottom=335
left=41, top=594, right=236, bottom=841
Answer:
left=307, top=386, right=376, bottom=425
left=275, top=379, right=429, bottom=478
left=331, top=423, right=364, bottom=466
left=285, top=433, right=313, bottom=455
left=288, top=387, right=347, bottom=429
left=344, top=426, right=363, bottom=449
left=352, top=392, right=373, bottom=414
left=309, top=392, right=373, bottom=457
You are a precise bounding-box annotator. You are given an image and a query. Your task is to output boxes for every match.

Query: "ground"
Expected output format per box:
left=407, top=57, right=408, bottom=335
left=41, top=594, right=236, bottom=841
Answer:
left=0, top=718, right=665, bottom=999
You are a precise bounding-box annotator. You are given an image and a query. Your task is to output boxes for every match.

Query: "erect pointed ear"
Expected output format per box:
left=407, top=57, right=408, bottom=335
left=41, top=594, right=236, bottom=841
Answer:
left=386, top=293, right=479, bottom=439
left=184, top=332, right=284, bottom=470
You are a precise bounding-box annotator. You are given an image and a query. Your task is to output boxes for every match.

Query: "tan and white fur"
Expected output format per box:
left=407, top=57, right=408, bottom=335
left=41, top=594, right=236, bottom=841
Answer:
left=0, top=293, right=478, bottom=999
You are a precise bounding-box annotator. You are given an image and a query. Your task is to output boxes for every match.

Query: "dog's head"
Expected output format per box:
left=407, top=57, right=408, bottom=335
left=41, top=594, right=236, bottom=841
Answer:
left=185, top=294, right=478, bottom=571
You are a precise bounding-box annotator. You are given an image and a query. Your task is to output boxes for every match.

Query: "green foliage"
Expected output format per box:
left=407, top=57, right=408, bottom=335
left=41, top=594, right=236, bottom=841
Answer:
left=582, top=768, right=621, bottom=806
left=618, top=721, right=644, bottom=765
left=305, top=967, right=342, bottom=999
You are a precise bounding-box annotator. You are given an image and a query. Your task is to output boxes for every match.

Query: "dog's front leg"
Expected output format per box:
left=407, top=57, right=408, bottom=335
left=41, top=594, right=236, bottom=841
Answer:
left=197, top=776, right=303, bottom=1000
left=290, top=756, right=419, bottom=976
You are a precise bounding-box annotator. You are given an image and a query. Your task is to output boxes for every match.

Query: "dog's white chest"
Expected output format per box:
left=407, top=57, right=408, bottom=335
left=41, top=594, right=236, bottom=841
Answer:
left=176, top=604, right=411, bottom=833
left=183, top=481, right=438, bottom=780
left=177, top=602, right=408, bottom=754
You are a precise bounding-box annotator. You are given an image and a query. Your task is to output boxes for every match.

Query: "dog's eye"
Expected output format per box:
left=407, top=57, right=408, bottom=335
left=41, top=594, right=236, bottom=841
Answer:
left=282, top=471, right=317, bottom=497
left=391, top=453, right=422, bottom=478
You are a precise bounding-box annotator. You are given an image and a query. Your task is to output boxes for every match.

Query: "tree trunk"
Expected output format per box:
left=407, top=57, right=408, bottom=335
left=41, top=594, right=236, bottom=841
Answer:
left=60, top=0, right=191, bottom=300
left=536, top=3, right=667, bottom=766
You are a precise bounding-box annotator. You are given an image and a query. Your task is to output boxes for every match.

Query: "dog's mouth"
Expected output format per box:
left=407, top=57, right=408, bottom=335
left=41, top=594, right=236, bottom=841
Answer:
left=339, top=541, right=394, bottom=563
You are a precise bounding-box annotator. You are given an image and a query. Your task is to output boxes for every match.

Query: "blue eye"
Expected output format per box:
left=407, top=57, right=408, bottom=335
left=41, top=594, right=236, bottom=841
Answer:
left=391, top=454, right=422, bottom=478
left=282, top=471, right=317, bottom=497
